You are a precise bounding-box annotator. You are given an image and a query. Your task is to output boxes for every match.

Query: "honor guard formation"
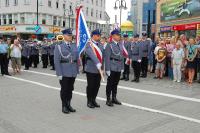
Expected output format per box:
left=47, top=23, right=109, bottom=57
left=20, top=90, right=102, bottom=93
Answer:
left=1, top=29, right=200, bottom=114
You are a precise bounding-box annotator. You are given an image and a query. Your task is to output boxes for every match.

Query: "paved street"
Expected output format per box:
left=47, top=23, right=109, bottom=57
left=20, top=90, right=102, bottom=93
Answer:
left=1, top=65, right=200, bottom=133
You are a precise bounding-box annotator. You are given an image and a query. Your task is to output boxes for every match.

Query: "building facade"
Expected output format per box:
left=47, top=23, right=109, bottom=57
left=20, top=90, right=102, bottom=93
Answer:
left=156, top=0, right=200, bottom=38
left=0, top=0, right=109, bottom=39
left=128, top=0, right=156, bottom=36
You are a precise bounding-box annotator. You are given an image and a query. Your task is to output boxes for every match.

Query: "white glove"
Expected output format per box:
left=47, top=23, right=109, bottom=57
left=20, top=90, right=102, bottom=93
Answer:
left=58, top=76, right=62, bottom=80
left=106, top=71, right=111, bottom=76
left=138, top=59, right=141, bottom=63
left=121, top=70, right=124, bottom=73
left=96, top=63, right=102, bottom=70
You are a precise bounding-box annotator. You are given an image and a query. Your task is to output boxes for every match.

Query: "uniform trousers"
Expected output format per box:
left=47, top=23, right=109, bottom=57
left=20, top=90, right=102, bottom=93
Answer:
left=0, top=53, right=9, bottom=75
left=86, top=72, right=101, bottom=101
left=59, top=77, right=75, bottom=106
left=106, top=71, right=121, bottom=98
left=141, top=57, right=148, bottom=76
left=42, top=54, right=48, bottom=68
left=123, top=59, right=130, bottom=77
left=49, top=55, right=55, bottom=69
left=132, top=61, right=141, bottom=80
left=24, top=57, right=30, bottom=69
left=30, top=55, right=39, bottom=67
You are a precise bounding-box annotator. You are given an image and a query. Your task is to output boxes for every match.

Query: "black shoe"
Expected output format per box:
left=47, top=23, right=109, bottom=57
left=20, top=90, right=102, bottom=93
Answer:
left=67, top=101, right=76, bottom=112
left=34, top=66, right=37, bottom=68
left=125, top=77, right=129, bottom=81
left=112, top=97, right=122, bottom=105
left=92, top=99, right=100, bottom=108
left=50, top=68, right=55, bottom=70
left=120, top=76, right=125, bottom=80
left=24, top=68, right=29, bottom=70
left=131, top=79, right=137, bottom=82
left=135, top=79, right=140, bottom=83
left=87, top=101, right=95, bottom=108
left=5, top=73, right=11, bottom=76
left=106, top=100, right=114, bottom=107
left=62, top=106, right=70, bottom=114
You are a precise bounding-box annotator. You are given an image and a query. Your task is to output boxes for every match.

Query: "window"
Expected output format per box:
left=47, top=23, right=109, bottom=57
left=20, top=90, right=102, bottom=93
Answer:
left=101, top=0, right=103, bottom=7
left=96, top=10, right=98, bottom=18
left=96, top=0, right=98, bottom=6
left=48, top=0, right=51, bottom=7
left=100, top=11, right=102, bottom=19
left=39, top=0, right=43, bottom=6
left=20, top=13, right=25, bottom=24
left=53, top=16, right=57, bottom=25
left=5, top=0, right=9, bottom=6
left=63, top=20, right=66, bottom=27
left=8, top=14, right=12, bottom=24
left=56, top=1, right=59, bottom=9
left=91, top=8, right=93, bottom=17
left=14, top=14, right=18, bottom=24
left=63, top=3, right=65, bottom=9
left=58, top=17, right=61, bottom=26
left=3, top=15, right=6, bottom=24
left=91, top=0, right=93, bottom=4
left=14, top=0, right=18, bottom=6
left=24, top=0, right=30, bottom=5
left=42, top=14, right=46, bottom=24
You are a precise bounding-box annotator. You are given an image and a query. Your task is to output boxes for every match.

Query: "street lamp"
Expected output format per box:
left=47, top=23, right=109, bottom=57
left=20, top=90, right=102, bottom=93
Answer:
left=114, top=0, right=127, bottom=29
left=37, top=0, right=39, bottom=26
left=64, top=3, right=74, bottom=29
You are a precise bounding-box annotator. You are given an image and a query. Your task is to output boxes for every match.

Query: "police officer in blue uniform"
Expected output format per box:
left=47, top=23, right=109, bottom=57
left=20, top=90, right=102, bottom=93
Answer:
left=140, top=33, right=151, bottom=78
left=85, top=29, right=104, bottom=108
left=54, top=29, right=79, bottom=114
left=128, top=34, right=142, bottom=82
left=49, top=38, right=56, bottom=70
left=22, top=41, right=31, bottom=70
left=30, top=40, right=39, bottom=68
left=41, top=38, right=49, bottom=68
left=105, top=29, right=124, bottom=107
left=0, top=37, right=10, bottom=76
left=120, top=34, right=131, bottom=81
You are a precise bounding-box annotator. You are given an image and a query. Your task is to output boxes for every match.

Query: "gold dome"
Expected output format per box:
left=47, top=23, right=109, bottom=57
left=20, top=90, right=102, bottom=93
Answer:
left=121, top=21, right=134, bottom=31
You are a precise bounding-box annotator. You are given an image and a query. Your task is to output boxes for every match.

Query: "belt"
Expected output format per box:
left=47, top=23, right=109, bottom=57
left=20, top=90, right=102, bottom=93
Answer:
left=0, top=53, right=7, bottom=55
left=86, top=57, right=91, bottom=60
left=60, top=60, right=77, bottom=63
left=132, top=53, right=139, bottom=56
left=110, top=58, right=121, bottom=61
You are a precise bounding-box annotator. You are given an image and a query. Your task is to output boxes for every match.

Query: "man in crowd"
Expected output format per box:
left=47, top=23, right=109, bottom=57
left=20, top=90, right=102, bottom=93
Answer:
left=0, top=37, right=11, bottom=76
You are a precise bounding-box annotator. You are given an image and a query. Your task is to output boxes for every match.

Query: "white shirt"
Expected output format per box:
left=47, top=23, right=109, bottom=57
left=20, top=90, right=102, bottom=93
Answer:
left=10, top=44, right=22, bottom=58
left=171, top=48, right=185, bottom=65
left=154, top=46, right=161, bottom=55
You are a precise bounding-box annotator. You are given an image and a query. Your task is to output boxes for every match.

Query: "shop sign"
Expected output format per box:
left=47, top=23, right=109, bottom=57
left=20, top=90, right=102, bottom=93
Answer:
left=49, top=27, right=61, bottom=33
left=26, top=27, right=35, bottom=31
left=160, top=26, right=172, bottom=32
left=0, top=26, right=16, bottom=31
left=173, top=23, right=200, bottom=31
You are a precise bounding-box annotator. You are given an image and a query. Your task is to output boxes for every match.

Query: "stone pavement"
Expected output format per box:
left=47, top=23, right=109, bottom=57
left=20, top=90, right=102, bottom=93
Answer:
left=0, top=66, right=200, bottom=133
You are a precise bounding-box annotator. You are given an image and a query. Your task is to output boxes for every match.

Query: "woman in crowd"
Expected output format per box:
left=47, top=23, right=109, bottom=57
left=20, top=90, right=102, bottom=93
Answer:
left=10, top=39, right=22, bottom=75
left=155, top=41, right=167, bottom=79
left=185, top=38, right=198, bottom=84
left=166, top=37, right=175, bottom=80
